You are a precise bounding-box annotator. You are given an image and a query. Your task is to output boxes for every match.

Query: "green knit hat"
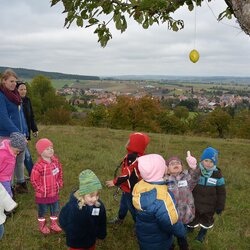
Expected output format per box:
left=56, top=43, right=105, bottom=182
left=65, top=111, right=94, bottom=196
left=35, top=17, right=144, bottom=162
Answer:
left=78, top=169, right=102, bottom=195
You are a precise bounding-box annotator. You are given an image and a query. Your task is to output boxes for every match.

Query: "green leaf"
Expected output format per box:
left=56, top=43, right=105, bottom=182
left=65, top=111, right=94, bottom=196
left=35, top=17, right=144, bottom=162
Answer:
left=142, top=19, right=149, bottom=29
left=149, top=17, right=154, bottom=26
left=113, top=12, right=121, bottom=23
left=89, top=18, right=98, bottom=24
left=64, top=11, right=75, bottom=28
left=81, top=10, right=89, bottom=19
left=120, top=15, right=127, bottom=33
left=137, top=14, right=144, bottom=24
left=172, top=22, right=178, bottom=32
left=76, top=17, right=83, bottom=27
left=102, top=2, right=113, bottom=14
left=51, top=0, right=60, bottom=7
left=62, top=0, right=74, bottom=12
left=218, top=7, right=233, bottom=21
left=115, top=19, right=122, bottom=30
left=187, top=3, right=194, bottom=11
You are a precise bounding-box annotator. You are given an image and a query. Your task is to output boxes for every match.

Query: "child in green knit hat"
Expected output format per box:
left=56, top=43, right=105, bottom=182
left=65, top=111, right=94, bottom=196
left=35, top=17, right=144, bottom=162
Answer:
left=59, top=169, right=107, bottom=250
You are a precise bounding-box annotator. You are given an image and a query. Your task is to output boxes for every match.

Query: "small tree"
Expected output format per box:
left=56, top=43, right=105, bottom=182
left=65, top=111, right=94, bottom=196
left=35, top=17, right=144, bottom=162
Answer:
left=178, top=98, right=199, bottom=112
left=30, top=75, right=71, bottom=123
left=109, top=96, right=161, bottom=132
left=230, top=110, right=250, bottom=139
left=173, top=106, right=189, bottom=119
left=44, top=108, right=71, bottom=125
left=86, top=104, right=109, bottom=127
left=206, top=108, right=232, bottom=138
left=109, top=96, right=134, bottom=130
left=158, top=110, right=187, bottom=134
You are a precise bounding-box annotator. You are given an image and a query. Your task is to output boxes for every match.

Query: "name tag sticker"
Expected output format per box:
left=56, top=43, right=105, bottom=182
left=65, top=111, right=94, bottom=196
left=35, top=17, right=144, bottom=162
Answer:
left=52, top=167, right=59, bottom=176
left=178, top=180, right=188, bottom=187
left=207, top=178, right=217, bottom=185
left=92, top=208, right=100, bottom=216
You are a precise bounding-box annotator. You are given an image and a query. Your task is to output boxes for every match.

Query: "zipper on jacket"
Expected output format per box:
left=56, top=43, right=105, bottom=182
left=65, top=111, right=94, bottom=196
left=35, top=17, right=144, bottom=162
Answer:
left=18, top=105, right=23, bottom=133
left=44, top=165, right=46, bottom=197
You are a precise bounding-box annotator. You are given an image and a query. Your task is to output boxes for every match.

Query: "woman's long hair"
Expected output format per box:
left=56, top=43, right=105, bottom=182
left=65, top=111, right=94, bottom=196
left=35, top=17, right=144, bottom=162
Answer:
left=0, top=69, right=18, bottom=86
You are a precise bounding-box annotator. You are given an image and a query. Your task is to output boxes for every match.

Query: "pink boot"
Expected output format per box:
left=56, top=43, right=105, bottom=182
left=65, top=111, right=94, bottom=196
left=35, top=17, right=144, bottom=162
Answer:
left=38, top=218, right=50, bottom=235
left=50, top=216, right=62, bottom=233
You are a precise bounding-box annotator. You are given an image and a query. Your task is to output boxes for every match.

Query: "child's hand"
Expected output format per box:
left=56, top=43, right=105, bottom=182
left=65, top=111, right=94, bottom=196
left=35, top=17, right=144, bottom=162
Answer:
left=186, top=151, right=197, bottom=169
left=105, top=180, right=115, bottom=188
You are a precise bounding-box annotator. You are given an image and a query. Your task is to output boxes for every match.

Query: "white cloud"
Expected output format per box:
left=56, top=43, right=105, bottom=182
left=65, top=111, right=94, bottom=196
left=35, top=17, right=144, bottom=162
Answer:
left=0, top=0, right=249, bottom=76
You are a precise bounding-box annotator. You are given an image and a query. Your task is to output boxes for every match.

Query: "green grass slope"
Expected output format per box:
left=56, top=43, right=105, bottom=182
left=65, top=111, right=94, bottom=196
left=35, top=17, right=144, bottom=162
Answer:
left=1, top=126, right=250, bottom=250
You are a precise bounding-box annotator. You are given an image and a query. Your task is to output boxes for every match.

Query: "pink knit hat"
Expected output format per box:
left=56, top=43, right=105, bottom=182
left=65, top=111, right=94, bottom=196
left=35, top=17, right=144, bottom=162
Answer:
left=36, top=138, right=53, bottom=155
left=138, top=154, right=166, bottom=182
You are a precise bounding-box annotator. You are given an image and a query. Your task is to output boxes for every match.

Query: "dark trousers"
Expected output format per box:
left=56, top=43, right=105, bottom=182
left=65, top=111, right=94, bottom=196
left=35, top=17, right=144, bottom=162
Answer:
left=118, top=191, right=136, bottom=222
left=24, top=146, right=34, bottom=176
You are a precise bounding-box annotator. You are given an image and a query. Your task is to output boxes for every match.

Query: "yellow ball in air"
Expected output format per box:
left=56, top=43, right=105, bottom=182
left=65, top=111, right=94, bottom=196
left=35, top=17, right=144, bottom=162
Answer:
left=189, top=49, right=200, bottom=63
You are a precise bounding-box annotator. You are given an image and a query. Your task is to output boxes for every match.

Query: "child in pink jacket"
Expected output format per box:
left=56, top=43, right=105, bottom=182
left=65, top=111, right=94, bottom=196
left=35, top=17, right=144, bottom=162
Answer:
left=31, top=138, right=63, bottom=235
left=0, top=132, right=27, bottom=197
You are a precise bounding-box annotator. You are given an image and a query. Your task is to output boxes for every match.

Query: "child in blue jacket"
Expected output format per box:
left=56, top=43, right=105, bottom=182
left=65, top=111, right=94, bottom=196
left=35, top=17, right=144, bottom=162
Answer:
left=133, top=154, right=185, bottom=250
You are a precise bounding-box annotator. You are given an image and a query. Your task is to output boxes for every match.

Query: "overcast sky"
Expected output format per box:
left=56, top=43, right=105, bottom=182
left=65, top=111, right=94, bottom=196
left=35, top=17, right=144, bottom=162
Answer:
left=0, top=0, right=250, bottom=77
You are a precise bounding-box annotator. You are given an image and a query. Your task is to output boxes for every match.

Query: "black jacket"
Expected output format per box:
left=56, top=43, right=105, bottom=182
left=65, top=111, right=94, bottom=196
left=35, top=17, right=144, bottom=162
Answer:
left=192, top=168, right=226, bottom=214
left=22, top=96, right=38, bottom=140
left=59, top=192, right=107, bottom=249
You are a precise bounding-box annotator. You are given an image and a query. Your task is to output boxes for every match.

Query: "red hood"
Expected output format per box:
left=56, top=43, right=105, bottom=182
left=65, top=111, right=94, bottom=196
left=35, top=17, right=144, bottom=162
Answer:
left=126, top=132, right=150, bottom=156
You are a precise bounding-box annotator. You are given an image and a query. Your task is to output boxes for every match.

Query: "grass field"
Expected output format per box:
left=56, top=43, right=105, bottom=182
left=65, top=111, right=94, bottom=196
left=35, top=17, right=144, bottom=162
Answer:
left=1, top=126, right=250, bottom=250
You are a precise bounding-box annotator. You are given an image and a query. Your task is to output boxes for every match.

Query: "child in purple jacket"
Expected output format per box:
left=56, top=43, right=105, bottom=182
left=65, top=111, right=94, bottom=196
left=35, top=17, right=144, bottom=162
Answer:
left=164, top=151, right=200, bottom=250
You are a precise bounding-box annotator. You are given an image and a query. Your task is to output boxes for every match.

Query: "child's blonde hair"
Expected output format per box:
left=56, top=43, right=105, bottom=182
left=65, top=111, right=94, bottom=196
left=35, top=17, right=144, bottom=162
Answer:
left=74, top=190, right=100, bottom=210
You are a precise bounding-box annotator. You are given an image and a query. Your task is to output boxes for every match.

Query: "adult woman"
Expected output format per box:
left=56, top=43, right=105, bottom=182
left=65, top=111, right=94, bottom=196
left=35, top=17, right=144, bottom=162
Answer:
left=17, top=81, right=38, bottom=177
left=0, top=69, right=29, bottom=193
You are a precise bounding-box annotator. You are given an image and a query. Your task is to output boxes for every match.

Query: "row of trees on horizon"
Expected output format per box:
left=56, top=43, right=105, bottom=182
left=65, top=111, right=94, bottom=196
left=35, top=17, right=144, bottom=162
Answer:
left=11, top=75, right=250, bottom=140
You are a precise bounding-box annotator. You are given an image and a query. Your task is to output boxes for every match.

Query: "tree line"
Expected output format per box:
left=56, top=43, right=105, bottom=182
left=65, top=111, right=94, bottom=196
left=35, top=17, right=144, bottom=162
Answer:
left=25, top=75, right=250, bottom=139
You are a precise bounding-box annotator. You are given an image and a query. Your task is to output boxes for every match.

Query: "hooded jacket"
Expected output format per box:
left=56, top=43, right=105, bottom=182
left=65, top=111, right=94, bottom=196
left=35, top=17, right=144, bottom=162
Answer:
left=30, top=156, right=63, bottom=203
left=0, top=92, right=28, bottom=137
left=113, top=133, right=149, bottom=193
left=133, top=180, right=185, bottom=250
left=165, top=168, right=200, bottom=224
left=59, top=192, right=107, bottom=249
left=0, top=139, right=16, bottom=182
left=0, top=183, right=17, bottom=225
left=193, top=166, right=226, bottom=214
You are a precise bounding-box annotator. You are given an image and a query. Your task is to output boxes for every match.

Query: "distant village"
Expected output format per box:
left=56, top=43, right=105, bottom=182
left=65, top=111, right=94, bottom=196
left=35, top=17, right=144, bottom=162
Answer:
left=56, top=81, right=250, bottom=111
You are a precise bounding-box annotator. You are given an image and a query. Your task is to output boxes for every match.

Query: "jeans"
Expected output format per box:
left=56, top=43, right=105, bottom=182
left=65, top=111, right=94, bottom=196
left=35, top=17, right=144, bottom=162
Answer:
left=118, top=192, right=136, bottom=222
left=24, top=146, right=33, bottom=176
left=14, top=149, right=25, bottom=183
left=38, top=201, right=60, bottom=218
left=0, top=224, right=4, bottom=240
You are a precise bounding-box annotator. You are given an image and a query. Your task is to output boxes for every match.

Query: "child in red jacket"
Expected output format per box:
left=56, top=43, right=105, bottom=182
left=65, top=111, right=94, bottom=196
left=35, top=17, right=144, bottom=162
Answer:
left=31, top=138, right=63, bottom=235
left=106, top=132, right=149, bottom=224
